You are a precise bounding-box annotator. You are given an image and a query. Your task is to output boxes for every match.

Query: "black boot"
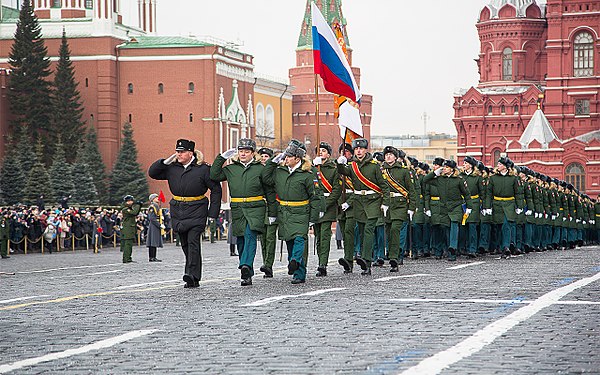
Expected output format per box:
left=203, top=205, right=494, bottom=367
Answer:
left=230, top=244, right=238, bottom=256
left=336, top=240, right=343, bottom=249
left=260, top=265, right=273, bottom=278
left=316, top=266, right=327, bottom=277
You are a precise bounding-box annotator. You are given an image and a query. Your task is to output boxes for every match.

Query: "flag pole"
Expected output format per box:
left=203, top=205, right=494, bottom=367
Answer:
left=314, top=73, right=320, bottom=152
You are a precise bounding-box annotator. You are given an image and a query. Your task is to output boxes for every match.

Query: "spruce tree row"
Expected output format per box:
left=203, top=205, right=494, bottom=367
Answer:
left=0, top=1, right=148, bottom=207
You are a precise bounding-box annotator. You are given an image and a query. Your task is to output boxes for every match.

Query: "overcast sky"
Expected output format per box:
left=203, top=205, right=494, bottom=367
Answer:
left=120, top=0, right=495, bottom=136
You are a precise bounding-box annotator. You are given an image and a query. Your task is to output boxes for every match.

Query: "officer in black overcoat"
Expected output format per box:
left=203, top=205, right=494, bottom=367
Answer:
left=148, top=139, right=222, bottom=288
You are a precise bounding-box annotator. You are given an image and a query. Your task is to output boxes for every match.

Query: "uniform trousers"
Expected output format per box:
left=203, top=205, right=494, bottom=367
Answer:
left=339, top=217, right=355, bottom=269
left=386, top=220, right=408, bottom=261
left=260, top=223, right=277, bottom=269
left=357, top=219, right=377, bottom=264
left=479, top=223, right=491, bottom=251
left=286, top=236, right=307, bottom=281
left=373, top=224, right=385, bottom=261
left=314, top=221, right=334, bottom=267
left=237, top=224, right=258, bottom=277
left=121, top=239, right=133, bottom=262
left=179, top=226, right=203, bottom=281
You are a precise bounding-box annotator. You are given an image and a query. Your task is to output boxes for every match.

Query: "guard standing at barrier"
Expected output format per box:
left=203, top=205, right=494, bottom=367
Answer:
left=211, top=138, right=272, bottom=286
left=1, top=211, right=10, bottom=259
left=148, top=139, right=222, bottom=288
left=120, top=195, right=142, bottom=263
left=146, top=193, right=163, bottom=262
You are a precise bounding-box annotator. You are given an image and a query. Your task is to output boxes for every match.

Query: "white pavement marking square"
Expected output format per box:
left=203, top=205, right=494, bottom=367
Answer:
left=446, top=261, right=486, bottom=270
left=373, top=274, right=432, bottom=282
left=0, top=329, right=158, bottom=374
left=399, top=271, right=600, bottom=375
left=243, top=288, right=346, bottom=307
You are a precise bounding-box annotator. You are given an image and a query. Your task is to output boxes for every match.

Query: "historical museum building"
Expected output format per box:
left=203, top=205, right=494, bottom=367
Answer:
left=453, top=0, right=600, bottom=195
left=0, top=0, right=292, bottom=196
left=290, top=0, right=373, bottom=156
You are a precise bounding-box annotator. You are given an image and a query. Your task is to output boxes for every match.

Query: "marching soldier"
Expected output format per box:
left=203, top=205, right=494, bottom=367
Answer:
left=120, top=195, right=142, bottom=263
left=423, top=159, right=472, bottom=261
left=594, top=196, right=600, bottom=244
left=423, top=157, right=445, bottom=259
left=381, top=146, right=416, bottom=271
left=149, top=139, right=222, bottom=288
left=337, top=138, right=390, bottom=275
left=460, top=156, right=483, bottom=258
left=337, top=143, right=356, bottom=273
left=312, top=142, right=342, bottom=277
left=262, top=140, right=322, bottom=284
left=211, top=138, right=272, bottom=286
left=478, top=163, right=493, bottom=254
left=413, top=162, right=431, bottom=258
left=483, top=157, right=523, bottom=258
left=372, top=151, right=386, bottom=266
left=257, top=147, right=278, bottom=278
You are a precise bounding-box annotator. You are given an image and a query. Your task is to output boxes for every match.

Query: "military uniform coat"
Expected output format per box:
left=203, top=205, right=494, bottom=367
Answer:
left=460, top=169, right=483, bottom=224
left=262, top=158, right=322, bottom=241
left=413, top=174, right=428, bottom=225
left=211, top=155, right=270, bottom=237
left=146, top=203, right=164, bottom=248
left=149, top=155, right=222, bottom=233
left=337, top=153, right=390, bottom=223
left=484, top=170, right=523, bottom=224
left=381, top=161, right=416, bottom=222
left=120, top=203, right=141, bottom=240
left=423, top=170, right=472, bottom=225
left=316, top=159, right=342, bottom=223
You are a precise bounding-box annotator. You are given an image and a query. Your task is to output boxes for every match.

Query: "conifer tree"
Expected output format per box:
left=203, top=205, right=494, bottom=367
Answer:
left=24, top=138, right=54, bottom=204
left=49, top=136, right=74, bottom=202
left=81, top=127, right=108, bottom=204
left=51, top=29, right=84, bottom=158
left=109, top=122, right=149, bottom=205
left=8, top=0, right=53, bottom=143
left=16, top=124, right=34, bottom=174
left=0, top=138, right=25, bottom=205
left=71, top=144, right=99, bottom=206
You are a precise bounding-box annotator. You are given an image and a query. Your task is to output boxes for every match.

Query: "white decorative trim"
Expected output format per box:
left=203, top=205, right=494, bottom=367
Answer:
left=518, top=160, right=564, bottom=166
left=566, top=91, right=598, bottom=96
left=545, top=84, right=600, bottom=90
left=506, top=148, right=565, bottom=152
left=117, top=54, right=254, bottom=69
left=585, top=147, right=600, bottom=151
left=456, top=152, right=483, bottom=157
left=216, top=62, right=254, bottom=83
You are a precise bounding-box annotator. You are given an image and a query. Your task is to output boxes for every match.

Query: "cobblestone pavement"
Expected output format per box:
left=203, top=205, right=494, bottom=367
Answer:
left=0, top=240, right=599, bottom=374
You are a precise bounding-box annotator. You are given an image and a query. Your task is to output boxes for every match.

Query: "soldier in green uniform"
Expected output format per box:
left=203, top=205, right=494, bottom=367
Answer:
left=483, top=157, right=523, bottom=258
left=460, top=156, right=483, bottom=258
left=336, top=143, right=356, bottom=273
left=478, top=163, right=493, bottom=254
left=337, top=138, right=390, bottom=275
left=257, top=147, right=278, bottom=278
left=593, top=196, right=600, bottom=244
left=423, top=157, right=445, bottom=259
left=211, top=138, right=272, bottom=286
left=1, top=211, right=10, bottom=259
left=381, top=146, right=416, bottom=271
left=312, top=142, right=342, bottom=277
left=262, top=140, right=322, bottom=284
left=372, top=151, right=386, bottom=266
left=513, top=166, right=526, bottom=255
left=120, top=195, right=142, bottom=263
left=423, top=159, right=472, bottom=261
left=413, top=162, right=431, bottom=257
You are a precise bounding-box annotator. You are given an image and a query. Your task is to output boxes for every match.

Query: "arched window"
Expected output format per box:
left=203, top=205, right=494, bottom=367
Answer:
left=565, top=163, right=585, bottom=192
left=255, top=103, right=265, bottom=136
left=85, top=78, right=89, bottom=87
left=127, top=83, right=134, bottom=94
left=52, top=0, right=61, bottom=7
left=128, top=114, right=132, bottom=123
left=158, top=83, right=164, bottom=94
left=574, top=32, right=594, bottom=77
left=188, top=82, right=195, bottom=93
left=264, top=105, right=275, bottom=139
left=189, top=113, right=193, bottom=123
left=513, top=105, right=519, bottom=114
left=502, top=48, right=513, bottom=80
left=493, top=150, right=501, bottom=164
left=159, top=113, right=163, bottom=123
left=501, top=105, right=506, bottom=115
left=487, top=105, right=493, bottom=115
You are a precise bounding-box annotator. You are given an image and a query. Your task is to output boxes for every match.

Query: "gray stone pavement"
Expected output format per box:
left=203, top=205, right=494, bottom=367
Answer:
left=0, top=239, right=599, bottom=374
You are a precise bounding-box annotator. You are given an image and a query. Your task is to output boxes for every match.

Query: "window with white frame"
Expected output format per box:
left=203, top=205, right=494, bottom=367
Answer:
left=574, top=32, right=594, bottom=77
left=502, top=48, right=513, bottom=80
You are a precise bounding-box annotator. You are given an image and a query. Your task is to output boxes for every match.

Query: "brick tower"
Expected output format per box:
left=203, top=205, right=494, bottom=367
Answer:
left=289, top=0, right=373, bottom=156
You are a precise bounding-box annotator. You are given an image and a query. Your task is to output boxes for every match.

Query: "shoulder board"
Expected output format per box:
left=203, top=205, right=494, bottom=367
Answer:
left=371, top=160, right=378, bottom=164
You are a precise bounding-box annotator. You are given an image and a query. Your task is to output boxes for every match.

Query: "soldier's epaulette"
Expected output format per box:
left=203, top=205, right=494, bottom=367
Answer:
left=371, top=160, right=378, bottom=164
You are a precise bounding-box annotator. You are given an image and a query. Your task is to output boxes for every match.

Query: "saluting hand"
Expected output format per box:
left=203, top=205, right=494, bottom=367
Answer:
left=221, top=148, right=237, bottom=159
left=272, top=153, right=285, bottom=164
left=313, top=157, right=323, bottom=166
left=163, top=153, right=177, bottom=165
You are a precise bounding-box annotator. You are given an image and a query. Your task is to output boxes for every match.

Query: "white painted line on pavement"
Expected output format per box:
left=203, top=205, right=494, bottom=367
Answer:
left=0, top=329, right=158, bottom=374
left=389, top=298, right=530, bottom=304
left=0, top=295, right=51, bottom=305
left=114, top=278, right=220, bottom=290
left=243, top=288, right=346, bottom=307
left=16, top=263, right=123, bottom=274
left=554, top=300, right=600, bottom=305
left=373, top=274, right=432, bottom=282
left=50, top=270, right=124, bottom=279
left=446, top=261, right=486, bottom=270
left=399, top=271, right=600, bottom=375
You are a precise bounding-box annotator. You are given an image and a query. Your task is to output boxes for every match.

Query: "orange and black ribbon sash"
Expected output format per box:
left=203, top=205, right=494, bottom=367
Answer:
left=381, top=168, right=408, bottom=198
left=351, top=162, right=382, bottom=194
left=317, top=166, right=333, bottom=194
left=344, top=176, right=354, bottom=190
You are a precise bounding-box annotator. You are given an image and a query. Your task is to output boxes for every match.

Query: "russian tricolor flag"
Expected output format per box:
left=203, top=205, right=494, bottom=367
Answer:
left=311, top=2, right=362, bottom=104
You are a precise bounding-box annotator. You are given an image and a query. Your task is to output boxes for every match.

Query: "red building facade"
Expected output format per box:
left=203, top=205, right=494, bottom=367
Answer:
left=290, top=0, right=372, bottom=156
left=453, top=0, right=600, bottom=195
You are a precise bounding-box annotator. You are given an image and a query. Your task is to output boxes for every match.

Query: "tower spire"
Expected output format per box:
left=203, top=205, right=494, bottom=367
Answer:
left=297, top=0, right=350, bottom=50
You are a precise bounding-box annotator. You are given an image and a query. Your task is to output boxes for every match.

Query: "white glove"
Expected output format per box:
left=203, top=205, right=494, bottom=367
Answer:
left=434, top=168, right=442, bottom=176
left=163, top=153, right=177, bottom=165
left=576, top=219, right=581, bottom=223
left=268, top=217, right=277, bottom=225
left=551, top=215, right=556, bottom=220
left=272, top=153, right=285, bottom=164
left=313, top=156, right=323, bottom=166
left=160, top=224, right=165, bottom=229
left=515, top=208, right=523, bottom=215
left=465, top=208, right=472, bottom=216
left=337, top=156, right=347, bottom=165
left=481, top=210, right=486, bottom=217
left=563, top=217, right=567, bottom=222
left=381, top=205, right=389, bottom=216
left=583, top=221, right=587, bottom=225
left=424, top=210, right=432, bottom=217
left=319, top=212, right=324, bottom=219
left=221, top=148, right=237, bottom=159
left=309, top=222, right=314, bottom=227
left=341, top=202, right=350, bottom=211
left=534, top=213, right=540, bottom=219
left=408, top=210, right=414, bottom=221
left=485, top=209, right=492, bottom=216
left=570, top=217, right=573, bottom=222
left=544, top=213, right=548, bottom=219
left=525, top=210, right=533, bottom=216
